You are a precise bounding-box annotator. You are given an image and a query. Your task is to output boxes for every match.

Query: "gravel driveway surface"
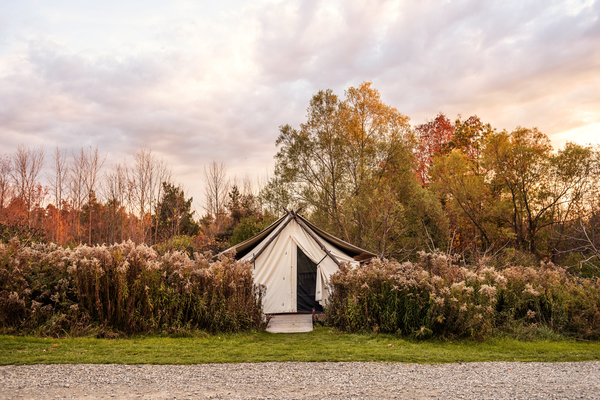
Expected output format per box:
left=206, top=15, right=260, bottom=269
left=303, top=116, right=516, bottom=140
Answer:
left=1, top=362, right=599, bottom=399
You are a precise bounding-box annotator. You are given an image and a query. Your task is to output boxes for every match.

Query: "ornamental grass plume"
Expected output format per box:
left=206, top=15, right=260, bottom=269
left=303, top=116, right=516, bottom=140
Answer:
left=0, top=238, right=265, bottom=336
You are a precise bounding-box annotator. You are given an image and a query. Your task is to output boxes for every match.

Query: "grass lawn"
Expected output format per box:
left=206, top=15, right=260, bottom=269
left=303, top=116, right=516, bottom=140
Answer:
left=1, top=327, right=599, bottom=365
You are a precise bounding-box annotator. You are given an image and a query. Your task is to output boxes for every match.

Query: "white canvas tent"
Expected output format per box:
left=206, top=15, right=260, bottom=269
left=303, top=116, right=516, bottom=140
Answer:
left=222, top=209, right=375, bottom=314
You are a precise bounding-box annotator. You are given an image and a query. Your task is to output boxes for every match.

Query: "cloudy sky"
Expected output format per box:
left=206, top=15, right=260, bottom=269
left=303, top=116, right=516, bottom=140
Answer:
left=1, top=0, right=599, bottom=212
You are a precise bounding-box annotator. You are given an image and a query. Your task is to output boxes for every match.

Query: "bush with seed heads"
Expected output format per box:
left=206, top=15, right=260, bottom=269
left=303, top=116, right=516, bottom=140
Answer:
left=325, top=251, right=600, bottom=339
left=0, top=238, right=265, bottom=336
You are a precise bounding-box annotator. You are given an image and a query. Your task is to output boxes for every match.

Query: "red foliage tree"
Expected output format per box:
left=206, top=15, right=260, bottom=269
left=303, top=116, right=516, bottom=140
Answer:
left=414, top=113, right=455, bottom=186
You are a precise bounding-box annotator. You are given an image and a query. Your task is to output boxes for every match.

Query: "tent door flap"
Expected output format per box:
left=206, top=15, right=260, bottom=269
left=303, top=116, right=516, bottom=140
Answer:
left=296, top=246, right=324, bottom=313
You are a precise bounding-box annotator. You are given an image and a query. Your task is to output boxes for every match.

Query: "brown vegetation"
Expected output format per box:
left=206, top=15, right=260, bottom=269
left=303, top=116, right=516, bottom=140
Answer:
left=0, top=238, right=264, bottom=336
left=325, top=252, right=600, bottom=339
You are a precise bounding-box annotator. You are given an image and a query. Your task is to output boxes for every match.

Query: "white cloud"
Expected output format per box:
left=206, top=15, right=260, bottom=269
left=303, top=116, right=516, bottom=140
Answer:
left=0, top=0, right=598, bottom=211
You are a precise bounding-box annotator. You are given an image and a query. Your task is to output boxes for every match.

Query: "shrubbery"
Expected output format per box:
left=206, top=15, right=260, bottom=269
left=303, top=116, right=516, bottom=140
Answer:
left=325, top=251, right=600, bottom=340
left=2, top=239, right=599, bottom=340
left=0, top=238, right=265, bottom=336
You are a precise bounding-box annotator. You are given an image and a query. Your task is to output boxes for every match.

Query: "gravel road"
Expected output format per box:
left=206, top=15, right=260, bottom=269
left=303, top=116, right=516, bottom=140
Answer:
left=1, top=362, right=599, bottom=399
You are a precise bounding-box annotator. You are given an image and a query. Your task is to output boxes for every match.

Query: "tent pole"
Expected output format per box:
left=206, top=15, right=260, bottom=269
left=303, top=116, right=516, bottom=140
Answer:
left=248, top=213, right=293, bottom=263
left=294, top=216, right=341, bottom=267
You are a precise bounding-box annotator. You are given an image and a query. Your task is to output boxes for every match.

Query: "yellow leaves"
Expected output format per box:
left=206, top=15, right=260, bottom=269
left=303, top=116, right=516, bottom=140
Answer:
left=341, top=81, right=410, bottom=150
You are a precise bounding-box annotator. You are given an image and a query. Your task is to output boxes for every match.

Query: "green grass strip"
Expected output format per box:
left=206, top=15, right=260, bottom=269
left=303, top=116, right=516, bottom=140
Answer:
left=2, top=327, right=599, bottom=365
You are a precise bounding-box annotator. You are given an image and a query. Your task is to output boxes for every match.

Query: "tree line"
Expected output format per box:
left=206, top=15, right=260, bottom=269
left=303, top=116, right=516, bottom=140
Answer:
left=0, top=146, right=201, bottom=248
left=0, top=144, right=274, bottom=253
left=1, top=81, right=599, bottom=274
left=260, top=82, right=600, bottom=274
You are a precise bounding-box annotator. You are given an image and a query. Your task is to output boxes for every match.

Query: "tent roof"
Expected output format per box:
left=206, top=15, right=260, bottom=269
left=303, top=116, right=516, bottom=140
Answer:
left=223, top=211, right=376, bottom=262
left=224, top=214, right=288, bottom=260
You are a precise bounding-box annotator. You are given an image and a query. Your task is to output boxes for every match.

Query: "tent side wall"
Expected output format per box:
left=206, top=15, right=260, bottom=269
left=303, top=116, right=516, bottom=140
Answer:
left=241, top=218, right=358, bottom=314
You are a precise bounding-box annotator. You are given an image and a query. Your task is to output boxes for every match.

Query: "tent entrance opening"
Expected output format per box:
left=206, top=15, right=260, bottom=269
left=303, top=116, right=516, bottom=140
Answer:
left=296, top=246, right=324, bottom=313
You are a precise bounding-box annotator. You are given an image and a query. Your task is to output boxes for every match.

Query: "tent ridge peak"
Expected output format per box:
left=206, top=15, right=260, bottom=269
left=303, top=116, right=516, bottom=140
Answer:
left=221, top=208, right=375, bottom=263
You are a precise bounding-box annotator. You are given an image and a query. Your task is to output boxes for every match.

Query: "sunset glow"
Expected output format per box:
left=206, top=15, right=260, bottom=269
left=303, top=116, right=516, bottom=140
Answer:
left=1, top=0, right=598, bottom=208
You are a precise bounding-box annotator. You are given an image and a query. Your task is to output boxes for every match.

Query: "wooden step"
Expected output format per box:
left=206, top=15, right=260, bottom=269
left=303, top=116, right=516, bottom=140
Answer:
left=266, top=314, right=313, bottom=333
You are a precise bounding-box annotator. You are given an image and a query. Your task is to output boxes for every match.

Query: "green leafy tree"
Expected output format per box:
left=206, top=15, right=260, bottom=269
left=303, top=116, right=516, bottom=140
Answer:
left=258, top=175, right=295, bottom=217
left=273, top=88, right=348, bottom=235
left=226, top=184, right=276, bottom=246
left=230, top=215, right=276, bottom=246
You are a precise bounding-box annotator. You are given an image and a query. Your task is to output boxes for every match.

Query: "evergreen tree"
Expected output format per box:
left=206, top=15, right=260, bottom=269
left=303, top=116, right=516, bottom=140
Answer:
left=153, top=183, right=200, bottom=242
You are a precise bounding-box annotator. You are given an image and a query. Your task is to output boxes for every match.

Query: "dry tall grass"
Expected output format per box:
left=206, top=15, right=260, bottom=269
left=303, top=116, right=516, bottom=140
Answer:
left=326, top=251, right=600, bottom=339
left=0, top=238, right=264, bottom=336
left=3, top=239, right=599, bottom=339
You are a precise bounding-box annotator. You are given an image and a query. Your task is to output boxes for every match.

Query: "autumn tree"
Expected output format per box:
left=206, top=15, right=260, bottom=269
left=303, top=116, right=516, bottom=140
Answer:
left=484, top=128, right=556, bottom=254
left=203, top=161, right=229, bottom=236
left=69, top=148, right=86, bottom=242
left=340, top=82, right=446, bottom=256
left=131, top=149, right=172, bottom=243
left=11, top=145, right=45, bottom=230
left=103, top=162, right=130, bottom=243
left=0, top=154, right=12, bottom=210
left=549, top=145, right=600, bottom=269
left=271, top=82, right=448, bottom=257
left=258, top=174, right=295, bottom=217
left=47, top=147, right=68, bottom=244
left=433, top=125, right=599, bottom=258
left=449, top=115, right=494, bottom=161
left=414, top=112, right=454, bottom=185
left=0, top=153, right=14, bottom=241
left=431, top=150, right=498, bottom=253
left=80, top=147, right=106, bottom=244
left=415, top=114, right=494, bottom=187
